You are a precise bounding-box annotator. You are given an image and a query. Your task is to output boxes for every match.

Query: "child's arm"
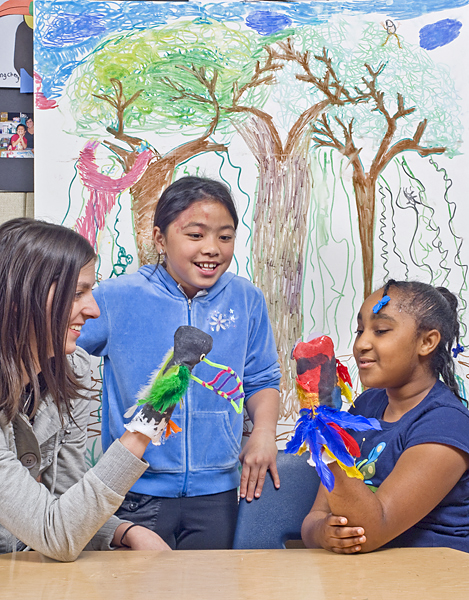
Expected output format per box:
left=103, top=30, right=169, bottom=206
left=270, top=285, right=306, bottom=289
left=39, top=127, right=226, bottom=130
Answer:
left=301, top=485, right=366, bottom=553
left=303, top=442, right=469, bottom=552
left=239, top=387, right=280, bottom=502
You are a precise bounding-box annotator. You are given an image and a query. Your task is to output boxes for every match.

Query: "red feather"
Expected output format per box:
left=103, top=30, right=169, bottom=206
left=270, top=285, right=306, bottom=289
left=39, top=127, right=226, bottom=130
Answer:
left=336, top=359, right=352, bottom=387
left=328, top=422, right=360, bottom=457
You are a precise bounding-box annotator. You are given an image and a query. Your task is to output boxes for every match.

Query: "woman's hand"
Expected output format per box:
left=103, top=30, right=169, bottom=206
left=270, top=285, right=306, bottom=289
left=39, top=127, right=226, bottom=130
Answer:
left=318, top=514, right=366, bottom=554
left=113, top=523, right=171, bottom=551
left=239, top=427, right=279, bottom=502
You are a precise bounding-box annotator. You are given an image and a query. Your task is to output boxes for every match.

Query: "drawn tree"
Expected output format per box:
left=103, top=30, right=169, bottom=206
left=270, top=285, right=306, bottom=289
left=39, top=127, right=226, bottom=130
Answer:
left=218, top=42, right=369, bottom=416
left=69, top=21, right=273, bottom=264
left=304, top=22, right=462, bottom=299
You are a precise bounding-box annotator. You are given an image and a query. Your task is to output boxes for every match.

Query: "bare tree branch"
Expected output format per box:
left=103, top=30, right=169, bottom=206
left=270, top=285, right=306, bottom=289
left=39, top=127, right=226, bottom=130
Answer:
left=232, top=45, right=283, bottom=105
left=311, top=114, right=346, bottom=151
left=272, top=40, right=367, bottom=106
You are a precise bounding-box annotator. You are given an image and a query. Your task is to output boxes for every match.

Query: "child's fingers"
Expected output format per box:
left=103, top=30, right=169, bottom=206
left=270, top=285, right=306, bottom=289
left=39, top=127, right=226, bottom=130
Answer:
left=330, top=534, right=366, bottom=554
left=240, top=463, right=265, bottom=502
left=240, top=463, right=258, bottom=501
left=325, top=514, right=348, bottom=527
left=253, top=465, right=268, bottom=499
left=269, top=461, right=280, bottom=490
left=239, top=464, right=249, bottom=499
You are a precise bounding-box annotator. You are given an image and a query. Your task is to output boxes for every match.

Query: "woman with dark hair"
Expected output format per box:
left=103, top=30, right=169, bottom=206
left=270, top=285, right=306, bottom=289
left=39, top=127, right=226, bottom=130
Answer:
left=0, top=218, right=169, bottom=561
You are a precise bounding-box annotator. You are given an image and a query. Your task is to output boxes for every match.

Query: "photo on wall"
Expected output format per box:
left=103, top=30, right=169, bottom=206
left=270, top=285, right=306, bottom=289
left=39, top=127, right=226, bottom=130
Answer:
left=0, top=112, right=34, bottom=158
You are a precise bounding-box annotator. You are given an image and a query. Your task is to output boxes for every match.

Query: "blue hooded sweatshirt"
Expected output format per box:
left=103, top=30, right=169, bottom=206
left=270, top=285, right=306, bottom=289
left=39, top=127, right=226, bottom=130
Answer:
left=78, top=265, right=280, bottom=497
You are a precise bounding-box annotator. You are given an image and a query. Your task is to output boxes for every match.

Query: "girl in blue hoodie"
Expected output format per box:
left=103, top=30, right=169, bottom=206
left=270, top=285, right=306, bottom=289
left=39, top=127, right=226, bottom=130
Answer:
left=79, top=176, right=281, bottom=549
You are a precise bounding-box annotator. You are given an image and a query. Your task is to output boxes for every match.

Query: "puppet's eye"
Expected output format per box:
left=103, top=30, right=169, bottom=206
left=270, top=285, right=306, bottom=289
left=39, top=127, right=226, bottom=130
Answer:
left=200, top=354, right=206, bottom=361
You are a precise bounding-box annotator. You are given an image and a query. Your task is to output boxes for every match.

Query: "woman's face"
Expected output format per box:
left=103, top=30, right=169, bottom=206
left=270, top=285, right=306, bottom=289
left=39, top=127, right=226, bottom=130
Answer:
left=65, top=261, right=100, bottom=354
left=46, top=260, right=100, bottom=355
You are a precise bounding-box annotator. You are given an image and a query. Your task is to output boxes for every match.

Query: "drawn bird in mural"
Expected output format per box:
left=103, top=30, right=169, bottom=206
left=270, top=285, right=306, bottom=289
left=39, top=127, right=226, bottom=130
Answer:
left=381, top=18, right=402, bottom=48
left=0, top=0, right=34, bottom=85
left=285, top=334, right=381, bottom=492
left=125, top=325, right=245, bottom=445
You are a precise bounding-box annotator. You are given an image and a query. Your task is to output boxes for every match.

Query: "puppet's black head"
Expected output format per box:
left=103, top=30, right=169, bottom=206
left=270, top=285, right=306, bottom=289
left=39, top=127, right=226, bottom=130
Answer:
left=165, top=326, right=213, bottom=373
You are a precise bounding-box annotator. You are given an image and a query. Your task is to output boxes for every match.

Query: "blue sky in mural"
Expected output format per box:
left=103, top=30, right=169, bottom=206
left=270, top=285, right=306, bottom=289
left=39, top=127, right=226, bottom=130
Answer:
left=35, top=0, right=468, bottom=98
left=419, top=18, right=462, bottom=49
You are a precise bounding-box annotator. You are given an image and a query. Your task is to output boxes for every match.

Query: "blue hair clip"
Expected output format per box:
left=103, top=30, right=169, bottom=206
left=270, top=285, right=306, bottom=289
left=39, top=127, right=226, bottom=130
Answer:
left=373, top=295, right=390, bottom=314
left=452, top=343, right=464, bottom=358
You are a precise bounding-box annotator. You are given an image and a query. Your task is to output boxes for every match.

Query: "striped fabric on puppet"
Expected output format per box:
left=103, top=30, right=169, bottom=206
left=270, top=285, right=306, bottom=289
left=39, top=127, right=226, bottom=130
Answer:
left=285, top=335, right=381, bottom=492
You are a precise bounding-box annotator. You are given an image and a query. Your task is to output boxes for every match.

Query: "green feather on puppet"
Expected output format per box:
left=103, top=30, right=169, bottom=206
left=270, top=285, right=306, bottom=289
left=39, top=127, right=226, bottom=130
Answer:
left=138, top=363, right=191, bottom=414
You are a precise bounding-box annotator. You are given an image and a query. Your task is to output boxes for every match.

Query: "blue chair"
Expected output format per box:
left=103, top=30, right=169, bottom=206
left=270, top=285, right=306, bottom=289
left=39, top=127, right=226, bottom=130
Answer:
left=233, top=450, right=321, bottom=549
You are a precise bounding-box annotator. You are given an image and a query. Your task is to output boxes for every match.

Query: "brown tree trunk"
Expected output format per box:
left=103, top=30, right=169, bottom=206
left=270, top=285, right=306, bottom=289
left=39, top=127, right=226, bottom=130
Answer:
left=125, top=138, right=227, bottom=265
left=352, top=171, right=376, bottom=299
left=235, top=117, right=313, bottom=418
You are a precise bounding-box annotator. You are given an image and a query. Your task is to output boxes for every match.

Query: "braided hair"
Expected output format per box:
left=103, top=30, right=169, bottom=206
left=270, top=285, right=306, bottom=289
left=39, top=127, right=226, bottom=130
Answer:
left=381, top=280, right=463, bottom=401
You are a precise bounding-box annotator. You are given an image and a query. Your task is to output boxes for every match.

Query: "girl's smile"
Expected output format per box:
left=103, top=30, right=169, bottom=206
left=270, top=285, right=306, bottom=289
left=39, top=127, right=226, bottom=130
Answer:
left=153, top=199, right=236, bottom=299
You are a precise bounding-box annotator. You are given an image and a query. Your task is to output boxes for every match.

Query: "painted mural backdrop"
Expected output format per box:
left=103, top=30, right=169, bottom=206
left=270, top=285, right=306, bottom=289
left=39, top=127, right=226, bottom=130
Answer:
left=35, top=1, right=469, bottom=453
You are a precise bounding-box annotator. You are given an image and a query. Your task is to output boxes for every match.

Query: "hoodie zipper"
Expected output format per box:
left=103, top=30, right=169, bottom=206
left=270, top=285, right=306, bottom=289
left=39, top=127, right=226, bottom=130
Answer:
left=182, top=296, right=192, bottom=496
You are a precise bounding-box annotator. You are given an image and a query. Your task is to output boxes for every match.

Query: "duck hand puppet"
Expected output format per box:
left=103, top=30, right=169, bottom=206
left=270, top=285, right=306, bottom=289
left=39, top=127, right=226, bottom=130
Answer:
left=124, top=325, right=245, bottom=446
left=285, top=334, right=381, bottom=492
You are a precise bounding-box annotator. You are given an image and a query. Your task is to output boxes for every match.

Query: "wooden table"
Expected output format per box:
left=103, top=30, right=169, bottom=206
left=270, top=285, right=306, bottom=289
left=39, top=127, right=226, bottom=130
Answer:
left=1, top=547, right=468, bottom=600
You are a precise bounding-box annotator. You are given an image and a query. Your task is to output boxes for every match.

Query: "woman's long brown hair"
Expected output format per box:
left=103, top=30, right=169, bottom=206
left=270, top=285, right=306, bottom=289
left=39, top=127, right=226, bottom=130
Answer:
left=0, top=218, right=96, bottom=422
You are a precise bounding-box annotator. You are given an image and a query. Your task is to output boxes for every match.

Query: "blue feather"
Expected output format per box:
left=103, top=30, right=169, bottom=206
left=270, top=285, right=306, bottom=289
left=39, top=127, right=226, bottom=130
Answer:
left=317, top=406, right=381, bottom=431
left=285, top=406, right=382, bottom=491
left=316, top=416, right=355, bottom=467
left=309, top=428, right=335, bottom=492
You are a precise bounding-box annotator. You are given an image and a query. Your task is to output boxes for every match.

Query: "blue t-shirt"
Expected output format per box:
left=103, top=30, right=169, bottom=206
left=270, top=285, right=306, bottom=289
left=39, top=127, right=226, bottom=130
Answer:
left=349, top=381, right=469, bottom=552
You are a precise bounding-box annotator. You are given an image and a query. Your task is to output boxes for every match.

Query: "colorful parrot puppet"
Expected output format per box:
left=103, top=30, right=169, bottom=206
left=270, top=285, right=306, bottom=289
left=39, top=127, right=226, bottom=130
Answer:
left=125, top=326, right=245, bottom=445
left=285, top=335, right=381, bottom=492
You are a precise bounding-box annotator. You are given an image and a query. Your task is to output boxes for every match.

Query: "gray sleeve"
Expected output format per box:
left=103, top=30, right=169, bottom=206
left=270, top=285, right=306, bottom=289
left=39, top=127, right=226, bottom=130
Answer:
left=0, top=427, right=147, bottom=561
left=0, top=348, right=148, bottom=562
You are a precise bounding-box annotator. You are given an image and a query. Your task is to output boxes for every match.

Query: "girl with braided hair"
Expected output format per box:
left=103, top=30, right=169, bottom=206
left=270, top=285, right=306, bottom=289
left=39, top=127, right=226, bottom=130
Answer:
left=302, top=280, right=469, bottom=553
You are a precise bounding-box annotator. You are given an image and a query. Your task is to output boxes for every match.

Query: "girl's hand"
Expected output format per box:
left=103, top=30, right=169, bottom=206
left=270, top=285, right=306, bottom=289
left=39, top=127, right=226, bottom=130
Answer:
left=113, top=523, right=171, bottom=551
left=239, top=428, right=279, bottom=501
left=320, top=514, right=366, bottom=554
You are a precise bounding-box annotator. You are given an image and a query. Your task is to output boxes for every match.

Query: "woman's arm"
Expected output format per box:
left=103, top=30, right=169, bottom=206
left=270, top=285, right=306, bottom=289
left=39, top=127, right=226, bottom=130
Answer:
left=0, top=419, right=148, bottom=562
left=0, top=348, right=163, bottom=562
left=239, top=387, right=280, bottom=501
left=112, top=522, right=171, bottom=551
left=303, top=442, right=469, bottom=553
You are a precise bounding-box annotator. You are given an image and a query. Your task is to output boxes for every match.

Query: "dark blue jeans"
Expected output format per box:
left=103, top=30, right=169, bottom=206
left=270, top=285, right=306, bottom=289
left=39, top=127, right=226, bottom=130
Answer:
left=115, top=488, right=239, bottom=550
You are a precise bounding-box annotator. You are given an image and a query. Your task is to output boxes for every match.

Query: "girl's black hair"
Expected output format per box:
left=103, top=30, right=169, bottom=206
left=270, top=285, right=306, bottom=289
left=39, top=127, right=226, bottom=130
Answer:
left=153, top=176, right=239, bottom=233
left=382, top=279, right=462, bottom=400
left=0, top=218, right=96, bottom=422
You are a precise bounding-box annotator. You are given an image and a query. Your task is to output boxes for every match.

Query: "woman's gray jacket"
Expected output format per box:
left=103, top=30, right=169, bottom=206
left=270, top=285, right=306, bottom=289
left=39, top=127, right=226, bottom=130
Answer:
left=0, top=348, right=147, bottom=561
